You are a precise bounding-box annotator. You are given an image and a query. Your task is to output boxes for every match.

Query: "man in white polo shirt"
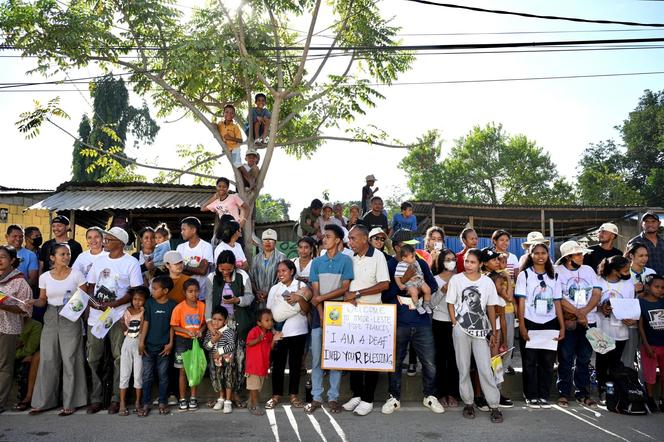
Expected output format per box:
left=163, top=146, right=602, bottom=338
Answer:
left=342, top=224, right=390, bottom=416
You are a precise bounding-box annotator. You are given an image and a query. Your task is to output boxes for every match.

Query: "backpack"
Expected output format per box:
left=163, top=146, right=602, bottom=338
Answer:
left=606, top=366, right=648, bottom=415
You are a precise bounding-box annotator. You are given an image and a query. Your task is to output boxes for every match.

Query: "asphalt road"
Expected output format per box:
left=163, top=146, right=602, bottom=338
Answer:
left=2, top=400, right=663, bottom=442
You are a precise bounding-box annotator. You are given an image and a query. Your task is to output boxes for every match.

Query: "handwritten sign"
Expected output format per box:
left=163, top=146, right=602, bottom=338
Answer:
left=322, top=302, right=396, bottom=372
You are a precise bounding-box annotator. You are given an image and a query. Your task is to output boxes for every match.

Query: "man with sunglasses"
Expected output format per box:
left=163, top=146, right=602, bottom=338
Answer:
left=38, top=215, right=82, bottom=273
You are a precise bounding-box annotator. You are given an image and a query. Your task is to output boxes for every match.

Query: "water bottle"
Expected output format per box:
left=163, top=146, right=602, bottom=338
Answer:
left=606, top=381, right=615, bottom=403
left=63, top=290, right=72, bottom=305
left=305, top=378, right=313, bottom=403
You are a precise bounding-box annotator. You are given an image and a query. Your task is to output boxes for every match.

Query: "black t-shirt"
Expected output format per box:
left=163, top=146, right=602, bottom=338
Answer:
left=39, top=238, right=84, bottom=272
left=144, top=297, right=177, bottom=353
left=583, top=245, right=622, bottom=272
left=361, top=211, right=389, bottom=231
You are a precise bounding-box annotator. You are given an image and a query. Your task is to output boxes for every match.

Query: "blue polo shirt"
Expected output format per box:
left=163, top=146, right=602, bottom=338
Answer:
left=309, top=251, right=354, bottom=329
left=391, top=213, right=417, bottom=232
left=17, top=248, right=38, bottom=280
left=382, top=256, right=438, bottom=328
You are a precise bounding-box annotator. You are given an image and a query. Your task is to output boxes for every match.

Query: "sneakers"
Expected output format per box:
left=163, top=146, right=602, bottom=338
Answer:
left=423, top=302, right=433, bottom=314
left=499, top=395, right=514, bottom=408
left=474, top=396, right=489, bottom=412
left=223, top=400, right=233, bottom=414
left=381, top=396, right=401, bottom=414
left=353, top=401, right=373, bottom=416
left=416, top=304, right=427, bottom=315
left=406, top=363, right=417, bottom=377
left=423, top=395, right=445, bottom=414
left=213, top=399, right=224, bottom=411
left=168, top=395, right=178, bottom=406
left=188, top=397, right=198, bottom=410
left=539, top=399, right=551, bottom=409
left=178, top=399, right=188, bottom=410
left=526, top=398, right=540, bottom=409
left=342, top=396, right=361, bottom=411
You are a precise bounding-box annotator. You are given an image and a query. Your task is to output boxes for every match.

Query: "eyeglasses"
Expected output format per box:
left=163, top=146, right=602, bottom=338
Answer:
left=537, top=273, right=546, bottom=289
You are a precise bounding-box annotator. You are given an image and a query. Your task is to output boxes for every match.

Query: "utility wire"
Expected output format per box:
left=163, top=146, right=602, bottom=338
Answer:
left=405, top=0, right=664, bottom=27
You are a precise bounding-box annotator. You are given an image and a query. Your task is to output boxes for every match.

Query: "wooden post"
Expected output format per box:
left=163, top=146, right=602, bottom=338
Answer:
left=468, top=216, right=474, bottom=229
left=48, top=211, right=53, bottom=240
left=549, top=217, right=555, bottom=254
left=70, top=210, right=76, bottom=240
left=431, top=204, right=436, bottom=227
left=540, top=209, right=545, bottom=234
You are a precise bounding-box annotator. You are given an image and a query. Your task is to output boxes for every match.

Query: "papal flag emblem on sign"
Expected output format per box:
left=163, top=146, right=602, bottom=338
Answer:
left=326, top=305, right=343, bottom=327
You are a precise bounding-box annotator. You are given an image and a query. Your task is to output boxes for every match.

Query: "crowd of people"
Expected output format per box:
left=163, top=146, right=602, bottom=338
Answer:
left=1, top=179, right=663, bottom=425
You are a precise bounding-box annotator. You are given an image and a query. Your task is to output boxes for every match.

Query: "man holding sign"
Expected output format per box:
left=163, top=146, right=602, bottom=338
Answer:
left=381, top=229, right=444, bottom=416
left=342, top=224, right=390, bottom=416
left=306, top=224, right=354, bottom=415
left=86, top=227, right=143, bottom=415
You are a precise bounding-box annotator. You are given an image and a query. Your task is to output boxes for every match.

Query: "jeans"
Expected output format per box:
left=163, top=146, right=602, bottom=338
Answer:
left=311, top=327, right=341, bottom=402
left=557, top=325, right=594, bottom=399
left=432, top=319, right=459, bottom=398
left=142, top=351, right=170, bottom=406
left=388, top=326, right=437, bottom=400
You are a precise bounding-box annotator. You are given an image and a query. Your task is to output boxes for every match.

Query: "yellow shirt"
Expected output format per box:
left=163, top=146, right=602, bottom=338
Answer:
left=217, top=121, right=243, bottom=150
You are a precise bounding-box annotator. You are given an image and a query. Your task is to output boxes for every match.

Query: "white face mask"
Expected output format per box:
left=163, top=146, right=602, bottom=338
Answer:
left=444, top=261, right=456, bottom=271
left=433, top=241, right=443, bottom=250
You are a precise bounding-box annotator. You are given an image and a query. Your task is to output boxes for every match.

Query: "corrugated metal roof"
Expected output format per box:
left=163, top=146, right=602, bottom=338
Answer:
left=28, top=187, right=213, bottom=211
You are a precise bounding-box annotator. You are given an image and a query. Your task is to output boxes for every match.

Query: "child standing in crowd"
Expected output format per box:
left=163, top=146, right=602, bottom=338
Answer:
left=153, top=223, right=171, bottom=269
left=139, top=275, right=176, bottom=417
left=361, top=175, right=378, bottom=215
left=248, top=93, right=271, bottom=145
left=516, top=243, right=564, bottom=409
left=390, top=201, right=417, bottom=235
left=119, top=286, right=147, bottom=416
left=447, top=248, right=503, bottom=423
left=204, top=306, right=236, bottom=413
left=639, top=274, right=664, bottom=412
left=245, top=309, right=282, bottom=416
left=218, top=104, right=244, bottom=166
left=170, top=279, right=206, bottom=411
left=395, top=244, right=432, bottom=314
left=164, top=251, right=190, bottom=304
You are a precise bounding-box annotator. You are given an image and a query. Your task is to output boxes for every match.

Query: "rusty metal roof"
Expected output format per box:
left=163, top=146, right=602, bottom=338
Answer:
left=27, top=181, right=215, bottom=211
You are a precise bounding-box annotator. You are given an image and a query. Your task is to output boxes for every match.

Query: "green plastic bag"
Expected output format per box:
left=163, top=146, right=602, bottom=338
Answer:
left=182, top=339, right=207, bottom=387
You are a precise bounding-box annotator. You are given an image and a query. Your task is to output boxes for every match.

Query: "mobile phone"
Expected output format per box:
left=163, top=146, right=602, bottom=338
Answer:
left=222, top=293, right=234, bottom=300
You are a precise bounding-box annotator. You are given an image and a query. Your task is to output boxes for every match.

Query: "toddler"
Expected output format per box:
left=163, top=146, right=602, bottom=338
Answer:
left=153, top=223, right=171, bottom=268
left=245, top=309, right=282, bottom=416
left=395, top=244, right=432, bottom=314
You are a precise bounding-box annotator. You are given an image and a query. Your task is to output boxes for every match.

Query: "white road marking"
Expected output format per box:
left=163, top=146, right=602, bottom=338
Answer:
left=306, top=411, right=329, bottom=442
left=266, top=408, right=280, bottom=442
left=630, top=428, right=657, bottom=440
left=321, top=405, right=348, bottom=442
left=283, top=405, right=302, bottom=442
left=553, top=405, right=631, bottom=442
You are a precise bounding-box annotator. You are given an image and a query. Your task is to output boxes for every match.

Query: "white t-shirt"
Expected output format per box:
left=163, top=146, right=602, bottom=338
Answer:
left=598, top=278, right=635, bottom=341
left=72, top=250, right=108, bottom=280
left=446, top=273, right=500, bottom=338
left=431, top=274, right=451, bottom=322
left=87, top=253, right=143, bottom=325
left=39, top=269, right=86, bottom=306
left=505, top=252, right=519, bottom=280
left=554, top=264, right=601, bottom=324
left=266, top=279, right=309, bottom=338
left=213, top=241, right=246, bottom=267
left=631, top=267, right=656, bottom=286
left=515, top=268, right=562, bottom=324
left=349, top=247, right=390, bottom=304
left=293, top=257, right=312, bottom=279
left=177, top=239, right=214, bottom=301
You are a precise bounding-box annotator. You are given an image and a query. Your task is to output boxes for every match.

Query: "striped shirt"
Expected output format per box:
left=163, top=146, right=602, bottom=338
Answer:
left=204, top=326, right=236, bottom=356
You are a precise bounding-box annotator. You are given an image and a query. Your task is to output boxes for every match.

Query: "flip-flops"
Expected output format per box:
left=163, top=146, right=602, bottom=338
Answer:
left=304, top=401, right=321, bottom=414
left=249, top=406, right=265, bottom=416
left=265, top=397, right=280, bottom=409
left=58, top=408, right=75, bottom=417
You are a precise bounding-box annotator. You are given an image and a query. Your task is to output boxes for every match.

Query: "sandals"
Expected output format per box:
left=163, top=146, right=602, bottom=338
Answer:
left=577, top=397, right=597, bottom=408
left=490, top=408, right=504, bottom=423
left=447, top=396, right=459, bottom=408
left=14, top=401, right=30, bottom=412
left=265, top=397, right=280, bottom=410
left=232, top=399, right=247, bottom=409
left=58, top=408, right=75, bottom=417
left=328, top=401, right=342, bottom=414
left=304, top=400, right=321, bottom=414
left=137, top=405, right=150, bottom=417
left=29, top=408, right=46, bottom=416
left=118, top=408, right=130, bottom=416
left=159, top=404, right=170, bottom=415
left=289, top=396, right=304, bottom=409
left=462, top=404, right=476, bottom=419
left=557, top=397, right=569, bottom=408
left=249, top=406, right=265, bottom=416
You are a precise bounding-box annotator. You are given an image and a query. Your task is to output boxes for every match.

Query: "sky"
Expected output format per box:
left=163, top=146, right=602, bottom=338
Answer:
left=1, top=0, right=664, bottom=219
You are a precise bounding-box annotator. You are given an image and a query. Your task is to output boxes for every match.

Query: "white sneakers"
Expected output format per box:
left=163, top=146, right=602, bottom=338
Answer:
left=423, top=396, right=445, bottom=414
left=381, top=396, right=401, bottom=414
left=353, top=401, right=374, bottom=416
left=223, top=400, right=233, bottom=414
left=342, top=396, right=361, bottom=411
left=213, top=399, right=224, bottom=410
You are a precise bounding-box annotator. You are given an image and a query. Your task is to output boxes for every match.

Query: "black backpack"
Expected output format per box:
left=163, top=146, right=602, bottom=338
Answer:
left=606, top=366, right=648, bottom=415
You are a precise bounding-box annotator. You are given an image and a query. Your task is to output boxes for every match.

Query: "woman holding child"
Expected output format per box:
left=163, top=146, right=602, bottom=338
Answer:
left=265, top=260, right=312, bottom=409
left=207, top=250, right=255, bottom=408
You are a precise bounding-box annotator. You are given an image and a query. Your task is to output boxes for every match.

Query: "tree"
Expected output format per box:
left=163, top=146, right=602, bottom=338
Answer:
left=72, top=75, right=159, bottom=181
left=255, top=194, right=290, bottom=223
left=400, top=124, right=575, bottom=205
left=3, top=0, right=414, bottom=245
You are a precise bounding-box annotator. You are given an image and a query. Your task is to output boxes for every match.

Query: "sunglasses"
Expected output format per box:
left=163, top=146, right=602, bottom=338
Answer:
left=537, top=273, right=547, bottom=289
left=372, top=237, right=386, bottom=242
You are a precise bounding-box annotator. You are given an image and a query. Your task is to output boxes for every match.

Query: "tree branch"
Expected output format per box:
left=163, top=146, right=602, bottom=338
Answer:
left=288, top=0, right=322, bottom=91
left=266, top=5, right=283, bottom=91
left=275, top=135, right=418, bottom=149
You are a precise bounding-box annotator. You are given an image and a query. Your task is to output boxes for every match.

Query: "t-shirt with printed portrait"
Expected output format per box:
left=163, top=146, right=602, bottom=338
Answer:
left=446, top=273, right=500, bottom=339
left=515, top=269, right=562, bottom=324
left=598, top=278, right=634, bottom=341
left=554, top=264, right=601, bottom=324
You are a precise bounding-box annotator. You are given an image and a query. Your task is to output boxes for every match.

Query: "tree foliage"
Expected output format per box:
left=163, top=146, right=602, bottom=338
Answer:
left=255, top=193, right=290, bottom=223
left=72, top=75, right=159, bottom=181
left=400, top=124, right=574, bottom=205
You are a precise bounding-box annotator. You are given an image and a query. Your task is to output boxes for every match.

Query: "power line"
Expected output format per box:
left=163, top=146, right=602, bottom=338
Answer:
left=405, top=0, right=664, bottom=28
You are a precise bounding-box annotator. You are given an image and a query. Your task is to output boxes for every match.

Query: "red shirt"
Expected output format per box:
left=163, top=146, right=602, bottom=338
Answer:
left=456, top=250, right=466, bottom=273
left=245, top=326, right=273, bottom=377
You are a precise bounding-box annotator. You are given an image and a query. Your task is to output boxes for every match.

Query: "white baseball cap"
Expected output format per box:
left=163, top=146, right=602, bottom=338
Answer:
left=261, top=229, right=278, bottom=241
left=598, top=222, right=621, bottom=237
left=103, top=227, right=129, bottom=245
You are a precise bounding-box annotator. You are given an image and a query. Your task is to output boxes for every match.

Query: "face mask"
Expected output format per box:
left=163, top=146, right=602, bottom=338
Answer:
left=570, top=261, right=581, bottom=270
left=444, top=261, right=456, bottom=271
left=620, top=273, right=631, bottom=281
left=32, top=236, right=43, bottom=247
left=434, top=241, right=443, bottom=251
